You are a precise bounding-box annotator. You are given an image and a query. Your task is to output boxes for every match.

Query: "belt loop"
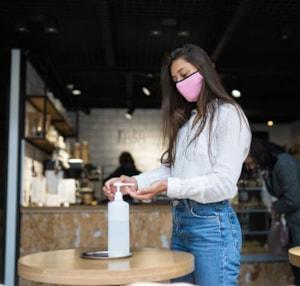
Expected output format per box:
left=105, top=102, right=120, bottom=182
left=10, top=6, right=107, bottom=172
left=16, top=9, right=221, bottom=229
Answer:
left=183, top=199, right=190, bottom=210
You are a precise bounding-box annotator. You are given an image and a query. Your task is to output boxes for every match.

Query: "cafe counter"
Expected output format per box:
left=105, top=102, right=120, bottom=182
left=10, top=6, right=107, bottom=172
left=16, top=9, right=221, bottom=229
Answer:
left=20, top=204, right=293, bottom=286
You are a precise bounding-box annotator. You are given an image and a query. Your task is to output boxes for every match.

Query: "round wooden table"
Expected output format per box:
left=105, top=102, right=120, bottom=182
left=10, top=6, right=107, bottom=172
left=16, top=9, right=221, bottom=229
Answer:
left=289, top=247, right=300, bottom=268
left=18, top=248, right=194, bottom=285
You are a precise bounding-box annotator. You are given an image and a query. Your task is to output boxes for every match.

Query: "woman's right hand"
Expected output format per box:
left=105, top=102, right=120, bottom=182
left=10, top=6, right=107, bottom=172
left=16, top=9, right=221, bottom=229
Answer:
left=103, top=175, right=138, bottom=200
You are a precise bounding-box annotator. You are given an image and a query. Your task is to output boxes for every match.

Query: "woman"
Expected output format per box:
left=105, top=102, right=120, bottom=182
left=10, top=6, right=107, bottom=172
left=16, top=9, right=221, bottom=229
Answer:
left=246, top=138, right=300, bottom=285
left=104, top=44, right=251, bottom=285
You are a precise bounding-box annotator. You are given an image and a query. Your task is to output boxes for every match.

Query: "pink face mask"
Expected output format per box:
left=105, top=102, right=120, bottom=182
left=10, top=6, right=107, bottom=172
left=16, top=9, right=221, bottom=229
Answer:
left=176, top=71, right=204, bottom=102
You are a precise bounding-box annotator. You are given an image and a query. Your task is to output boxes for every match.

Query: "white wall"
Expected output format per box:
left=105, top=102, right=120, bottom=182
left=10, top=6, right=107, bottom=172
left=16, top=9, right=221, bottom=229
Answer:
left=26, top=62, right=45, bottom=95
left=78, top=109, right=164, bottom=176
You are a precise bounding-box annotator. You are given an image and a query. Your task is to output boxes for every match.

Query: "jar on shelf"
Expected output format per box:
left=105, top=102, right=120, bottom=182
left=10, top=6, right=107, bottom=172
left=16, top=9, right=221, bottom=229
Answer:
left=81, top=141, right=89, bottom=164
left=80, top=187, right=93, bottom=205
left=73, top=142, right=81, bottom=159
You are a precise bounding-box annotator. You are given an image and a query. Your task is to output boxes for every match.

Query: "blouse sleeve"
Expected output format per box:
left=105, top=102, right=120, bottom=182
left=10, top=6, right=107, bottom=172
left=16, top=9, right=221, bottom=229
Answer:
left=134, top=164, right=171, bottom=189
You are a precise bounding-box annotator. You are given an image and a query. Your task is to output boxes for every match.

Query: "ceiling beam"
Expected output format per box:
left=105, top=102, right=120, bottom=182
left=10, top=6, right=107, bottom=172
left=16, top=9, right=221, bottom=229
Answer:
left=97, top=0, right=115, bottom=68
left=211, top=0, right=252, bottom=62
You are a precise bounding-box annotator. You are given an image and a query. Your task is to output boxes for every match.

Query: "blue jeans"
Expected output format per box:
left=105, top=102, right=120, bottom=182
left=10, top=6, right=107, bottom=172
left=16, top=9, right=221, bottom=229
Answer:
left=171, top=199, right=242, bottom=286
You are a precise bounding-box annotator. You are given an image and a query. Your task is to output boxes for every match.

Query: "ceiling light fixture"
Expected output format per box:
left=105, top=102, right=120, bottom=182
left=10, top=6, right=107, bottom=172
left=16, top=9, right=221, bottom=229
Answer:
left=44, top=18, right=59, bottom=34
left=72, top=89, right=82, bottom=96
left=66, top=84, right=74, bottom=90
left=178, top=30, right=190, bottom=37
left=45, top=26, right=58, bottom=34
left=125, top=107, right=135, bottom=120
left=150, top=20, right=162, bottom=36
left=142, top=87, right=151, bottom=96
left=178, top=21, right=190, bottom=37
left=17, top=26, right=28, bottom=33
left=16, top=20, right=29, bottom=33
left=151, top=30, right=161, bottom=36
left=267, top=120, right=274, bottom=127
left=231, top=89, right=241, bottom=98
left=147, top=73, right=153, bottom=78
left=280, top=25, right=291, bottom=40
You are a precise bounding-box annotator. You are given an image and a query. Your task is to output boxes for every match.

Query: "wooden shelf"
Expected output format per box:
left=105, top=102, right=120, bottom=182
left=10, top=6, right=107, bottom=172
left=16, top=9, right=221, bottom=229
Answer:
left=25, top=137, right=55, bottom=154
left=54, top=121, right=74, bottom=137
left=27, top=95, right=74, bottom=136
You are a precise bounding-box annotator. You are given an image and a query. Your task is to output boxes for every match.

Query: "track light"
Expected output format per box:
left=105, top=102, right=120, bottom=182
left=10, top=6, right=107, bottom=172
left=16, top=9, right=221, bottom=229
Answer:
left=178, top=30, right=190, bottom=37
left=280, top=25, right=291, bottom=40
left=72, top=89, right=82, bottom=96
left=16, top=20, right=29, bottom=33
left=142, top=87, right=151, bottom=96
left=67, top=85, right=82, bottom=96
left=45, top=26, right=58, bottom=34
left=231, top=89, right=241, bottom=98
left=125, top=107, right=135, bottom=120
left=178, top=21, right=190, bottom=37
left=44, top=18, right=59, bottom=34
left=17, top=26, right=28, bottom=33
left=125, top=112, right=132, bottom=120
left=66, top=84, right=74, bottom=90
left=147, top=73, right=153, bottom=78
left=150, top=20, right=162, bottom=36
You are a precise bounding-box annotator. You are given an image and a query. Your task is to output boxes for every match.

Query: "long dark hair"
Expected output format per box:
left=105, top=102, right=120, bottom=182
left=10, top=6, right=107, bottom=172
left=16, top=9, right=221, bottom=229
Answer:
left=160, top=44, right=244, bottom=166
left=249, top=138, right=286, bottom=170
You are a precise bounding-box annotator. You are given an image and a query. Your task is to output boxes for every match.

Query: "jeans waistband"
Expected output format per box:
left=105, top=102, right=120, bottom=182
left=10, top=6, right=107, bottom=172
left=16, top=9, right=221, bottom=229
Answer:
left=171, top=199, right=231, bottom=212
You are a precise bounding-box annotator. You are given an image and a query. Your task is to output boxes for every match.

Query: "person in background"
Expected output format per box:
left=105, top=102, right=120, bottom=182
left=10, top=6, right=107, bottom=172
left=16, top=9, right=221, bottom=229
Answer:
left=103, top=152, right=140, bottom=203
left=245, top=137, right=300, bottom=285
left=104, top=44, right=251, bottom=285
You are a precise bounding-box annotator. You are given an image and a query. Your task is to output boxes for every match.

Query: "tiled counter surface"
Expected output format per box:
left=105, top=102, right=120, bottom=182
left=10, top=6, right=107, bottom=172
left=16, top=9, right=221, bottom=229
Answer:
left=20, top=204, right=294, bottom=286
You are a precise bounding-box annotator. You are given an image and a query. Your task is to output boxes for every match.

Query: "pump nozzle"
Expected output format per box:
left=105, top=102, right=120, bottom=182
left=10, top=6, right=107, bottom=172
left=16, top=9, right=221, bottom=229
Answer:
left=113, top=182, right=135, bottom=201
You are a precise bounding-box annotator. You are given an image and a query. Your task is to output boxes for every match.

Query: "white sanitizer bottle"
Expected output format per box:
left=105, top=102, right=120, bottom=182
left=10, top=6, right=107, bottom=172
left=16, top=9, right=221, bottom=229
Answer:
left=108, top=182, right=133, bottom=257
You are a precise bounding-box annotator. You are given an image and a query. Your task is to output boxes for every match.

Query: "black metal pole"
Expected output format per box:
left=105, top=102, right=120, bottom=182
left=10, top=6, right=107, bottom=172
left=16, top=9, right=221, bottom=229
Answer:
left=43, top=85, right=48, bottom=139
left=14, top=49, right=27, bottom=286
left=75, top=109, right=79, bottom=142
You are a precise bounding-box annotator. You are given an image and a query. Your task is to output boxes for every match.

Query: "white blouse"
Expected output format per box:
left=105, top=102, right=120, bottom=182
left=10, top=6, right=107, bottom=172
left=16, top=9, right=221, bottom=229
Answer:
left=134, top=103, right=251, bottom=203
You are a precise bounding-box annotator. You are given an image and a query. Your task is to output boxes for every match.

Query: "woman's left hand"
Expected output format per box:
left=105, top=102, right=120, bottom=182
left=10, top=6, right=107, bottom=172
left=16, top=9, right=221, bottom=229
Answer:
left=127, top=180, right=168, bottom=200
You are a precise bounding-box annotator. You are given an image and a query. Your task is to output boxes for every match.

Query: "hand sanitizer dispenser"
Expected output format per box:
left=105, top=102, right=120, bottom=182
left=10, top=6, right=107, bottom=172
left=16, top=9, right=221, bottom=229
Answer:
left=108, top=182, right=134, bottom=258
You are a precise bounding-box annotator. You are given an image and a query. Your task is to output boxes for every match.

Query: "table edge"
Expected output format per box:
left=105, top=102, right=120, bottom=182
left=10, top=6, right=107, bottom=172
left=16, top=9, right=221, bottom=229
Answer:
left=18, top=249, right=194, bottom=285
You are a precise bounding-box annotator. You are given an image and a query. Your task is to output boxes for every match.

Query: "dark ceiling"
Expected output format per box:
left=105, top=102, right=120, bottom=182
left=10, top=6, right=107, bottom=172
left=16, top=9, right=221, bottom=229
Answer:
left=0, top=0, right=300, bottom=122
